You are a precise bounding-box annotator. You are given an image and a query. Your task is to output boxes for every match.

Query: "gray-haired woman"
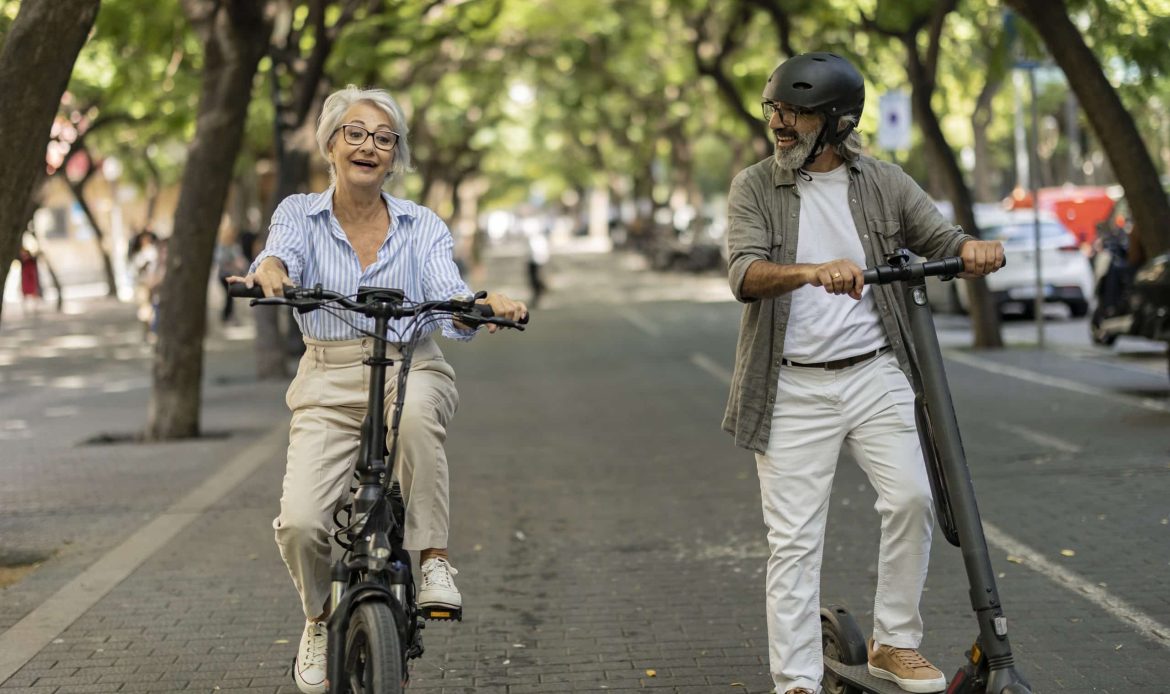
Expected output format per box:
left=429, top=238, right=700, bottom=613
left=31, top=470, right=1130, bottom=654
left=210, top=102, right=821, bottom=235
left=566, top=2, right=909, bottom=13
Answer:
left=231, top=85, right=527, bottom=694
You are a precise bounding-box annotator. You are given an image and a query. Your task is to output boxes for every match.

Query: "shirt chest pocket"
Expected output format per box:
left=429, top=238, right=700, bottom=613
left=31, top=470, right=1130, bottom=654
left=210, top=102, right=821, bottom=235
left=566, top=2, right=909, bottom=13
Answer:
left=871, top=219, right=905, bottom=251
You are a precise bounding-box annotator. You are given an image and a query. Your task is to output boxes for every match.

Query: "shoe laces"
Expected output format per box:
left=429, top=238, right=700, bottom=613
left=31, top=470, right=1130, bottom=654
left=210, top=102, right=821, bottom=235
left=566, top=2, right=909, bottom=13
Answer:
left=301, top=621, right=327, bottom=666
left=422, top=557, right=458, bottom=589
left=890, top=646, right=932, bottom=670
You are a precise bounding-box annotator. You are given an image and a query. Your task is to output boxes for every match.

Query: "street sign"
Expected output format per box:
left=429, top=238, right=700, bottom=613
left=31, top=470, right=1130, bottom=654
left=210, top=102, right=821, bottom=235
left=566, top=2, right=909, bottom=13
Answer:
left=878, top=90, right=912, bottom=151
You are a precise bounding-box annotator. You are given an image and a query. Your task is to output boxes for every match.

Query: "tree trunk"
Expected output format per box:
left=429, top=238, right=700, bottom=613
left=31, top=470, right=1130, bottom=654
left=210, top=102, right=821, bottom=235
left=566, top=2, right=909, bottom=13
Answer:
left=971, top=73, right=1004, bottom=202
left=0, top=0, right=101, bottom=327
left=1007, top=0, right=1170, bottom=258
left=68, top=170, right=120, bottom=298
left=901, top=21, right=1003, bottom=349
left=147, top=0, right=273, bottom=440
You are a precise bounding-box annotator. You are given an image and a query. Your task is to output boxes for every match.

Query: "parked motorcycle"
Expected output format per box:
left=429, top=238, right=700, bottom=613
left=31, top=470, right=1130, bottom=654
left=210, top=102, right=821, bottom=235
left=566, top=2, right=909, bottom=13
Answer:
left=1090, top=222, right=1170, bottom=377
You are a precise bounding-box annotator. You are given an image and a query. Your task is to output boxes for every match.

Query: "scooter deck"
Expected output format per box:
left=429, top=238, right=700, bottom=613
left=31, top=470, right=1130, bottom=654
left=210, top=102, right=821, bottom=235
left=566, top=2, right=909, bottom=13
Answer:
left=824, top=656, right=945, bottom=694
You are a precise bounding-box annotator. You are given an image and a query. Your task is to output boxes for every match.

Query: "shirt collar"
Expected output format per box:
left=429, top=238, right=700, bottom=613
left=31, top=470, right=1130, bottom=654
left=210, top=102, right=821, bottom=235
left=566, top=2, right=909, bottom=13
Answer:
left=305, top=185, right=418, bottom=221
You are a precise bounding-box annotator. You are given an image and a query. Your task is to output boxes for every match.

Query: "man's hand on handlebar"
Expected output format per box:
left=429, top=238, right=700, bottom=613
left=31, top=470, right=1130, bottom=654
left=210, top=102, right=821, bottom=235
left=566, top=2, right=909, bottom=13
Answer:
left=225, top=257, right=293, bottom=297
left=958, top=239, right=1005, bottom=279
left=808, top=259, right=865, bottom=300
left=474, top=292, right=528, bottom=334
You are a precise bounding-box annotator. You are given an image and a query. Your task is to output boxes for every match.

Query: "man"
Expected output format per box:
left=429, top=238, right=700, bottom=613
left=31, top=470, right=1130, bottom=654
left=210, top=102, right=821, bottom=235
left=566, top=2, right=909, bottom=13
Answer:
left=722, top=52, right=1003, bottom=694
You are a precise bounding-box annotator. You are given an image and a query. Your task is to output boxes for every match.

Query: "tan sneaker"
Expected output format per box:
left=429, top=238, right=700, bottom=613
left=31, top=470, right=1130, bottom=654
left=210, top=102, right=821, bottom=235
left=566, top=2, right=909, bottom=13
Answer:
left=867, top=639, right=946, bottom=693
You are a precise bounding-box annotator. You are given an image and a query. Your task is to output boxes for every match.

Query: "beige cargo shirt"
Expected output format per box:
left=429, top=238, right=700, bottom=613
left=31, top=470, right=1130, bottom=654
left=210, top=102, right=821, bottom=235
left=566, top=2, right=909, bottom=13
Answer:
left=722, top=154, right=974, bottom=453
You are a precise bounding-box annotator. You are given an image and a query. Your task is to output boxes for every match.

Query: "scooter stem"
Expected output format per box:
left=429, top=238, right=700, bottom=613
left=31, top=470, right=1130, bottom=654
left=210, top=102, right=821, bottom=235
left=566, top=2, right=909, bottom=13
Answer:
left=902, top=275, right=1031, bottom=691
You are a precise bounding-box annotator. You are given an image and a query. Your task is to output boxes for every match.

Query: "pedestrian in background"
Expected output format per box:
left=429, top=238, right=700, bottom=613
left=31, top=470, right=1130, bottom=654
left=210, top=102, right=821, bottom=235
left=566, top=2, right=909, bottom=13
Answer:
left=214, top=217, right=248, bottom=325
left=524, top=215, right=550, bottom=308
left=18, top=244, right=42, bottom=317
left=128, top=229, right=162, bottom=342
left=722, top=52, right=1004, bottom=694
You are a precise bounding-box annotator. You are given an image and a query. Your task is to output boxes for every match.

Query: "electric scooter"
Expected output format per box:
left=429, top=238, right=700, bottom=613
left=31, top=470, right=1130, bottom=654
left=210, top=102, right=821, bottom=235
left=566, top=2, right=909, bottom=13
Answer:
left=819, top=249, right=1032, bottom=694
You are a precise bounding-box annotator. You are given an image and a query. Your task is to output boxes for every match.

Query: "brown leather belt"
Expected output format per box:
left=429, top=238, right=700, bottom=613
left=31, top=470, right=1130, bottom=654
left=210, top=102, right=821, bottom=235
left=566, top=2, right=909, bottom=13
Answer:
left=781, top=345, right=891, bottom=370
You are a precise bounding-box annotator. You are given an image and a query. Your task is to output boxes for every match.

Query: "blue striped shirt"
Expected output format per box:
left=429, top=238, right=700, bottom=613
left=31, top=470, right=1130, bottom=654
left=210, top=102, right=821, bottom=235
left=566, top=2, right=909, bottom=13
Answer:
left=250, top=187, right=475, bottom=342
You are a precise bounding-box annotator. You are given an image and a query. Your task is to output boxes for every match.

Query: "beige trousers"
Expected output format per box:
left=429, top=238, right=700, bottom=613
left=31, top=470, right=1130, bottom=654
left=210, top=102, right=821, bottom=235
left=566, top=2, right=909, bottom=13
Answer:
left=274, top=336, right=459, bottom=619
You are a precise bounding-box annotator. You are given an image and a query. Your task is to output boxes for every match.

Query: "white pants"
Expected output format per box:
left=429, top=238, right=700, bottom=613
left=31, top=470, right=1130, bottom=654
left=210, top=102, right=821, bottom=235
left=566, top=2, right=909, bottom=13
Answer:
left=274, top=336, right=459, bottom=619
left=755, top=352, right=933, bottom=693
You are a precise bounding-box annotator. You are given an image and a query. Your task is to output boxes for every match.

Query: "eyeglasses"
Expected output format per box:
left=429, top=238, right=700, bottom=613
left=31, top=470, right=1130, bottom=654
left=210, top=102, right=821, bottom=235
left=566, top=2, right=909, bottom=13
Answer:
left=761, top=101, right=816, bottom=126
left=334, top=123, right=400, bottom=151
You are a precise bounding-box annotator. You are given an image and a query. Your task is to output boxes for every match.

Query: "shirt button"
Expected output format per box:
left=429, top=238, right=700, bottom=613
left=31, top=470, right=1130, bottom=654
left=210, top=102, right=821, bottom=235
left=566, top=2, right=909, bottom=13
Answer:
left=863, top=234, right=869, bottom=239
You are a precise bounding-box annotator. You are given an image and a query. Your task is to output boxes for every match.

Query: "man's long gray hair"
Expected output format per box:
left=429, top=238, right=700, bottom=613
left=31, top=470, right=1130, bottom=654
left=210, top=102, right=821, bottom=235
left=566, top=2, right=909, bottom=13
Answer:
left=834, top=114, right=863, bottom=162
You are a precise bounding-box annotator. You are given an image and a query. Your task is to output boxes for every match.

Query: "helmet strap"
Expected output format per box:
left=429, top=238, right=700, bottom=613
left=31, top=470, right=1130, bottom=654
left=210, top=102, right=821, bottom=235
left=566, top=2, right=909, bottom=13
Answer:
left=802, top=119, right=832, bottom=168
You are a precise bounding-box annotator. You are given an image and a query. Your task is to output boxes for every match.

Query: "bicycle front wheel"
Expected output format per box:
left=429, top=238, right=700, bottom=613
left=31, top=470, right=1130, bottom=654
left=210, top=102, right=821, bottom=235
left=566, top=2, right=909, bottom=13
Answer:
left=343, top=601, right=404, bottom=694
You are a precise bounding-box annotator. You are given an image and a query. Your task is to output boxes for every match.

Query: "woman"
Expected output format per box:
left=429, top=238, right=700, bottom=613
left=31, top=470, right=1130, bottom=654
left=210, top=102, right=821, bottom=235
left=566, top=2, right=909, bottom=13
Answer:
left=128, top=229, right=161, bottom=341
left=232, top=85, right=526, bottom=694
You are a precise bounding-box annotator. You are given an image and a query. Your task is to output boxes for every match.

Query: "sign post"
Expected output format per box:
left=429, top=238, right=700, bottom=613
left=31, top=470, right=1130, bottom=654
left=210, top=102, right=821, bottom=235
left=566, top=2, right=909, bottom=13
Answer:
left=878, top=90, right=912, bottom=163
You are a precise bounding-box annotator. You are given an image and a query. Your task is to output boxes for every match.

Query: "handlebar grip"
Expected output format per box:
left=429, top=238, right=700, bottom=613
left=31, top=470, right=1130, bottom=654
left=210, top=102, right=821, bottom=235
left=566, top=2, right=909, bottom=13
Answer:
left=473, top=303, right=530, bottom=325
left=924, top=256, right=966, bottom=276
left=227, top=283, right=266, bottom=298
left=227, top=283, right=299, bottom=299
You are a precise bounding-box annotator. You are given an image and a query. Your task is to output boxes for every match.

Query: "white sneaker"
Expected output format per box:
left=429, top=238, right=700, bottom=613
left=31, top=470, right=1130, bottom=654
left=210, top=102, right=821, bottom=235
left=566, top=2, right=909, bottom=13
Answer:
left=292, top=620, right=327, bottom=694
left=418, top=557, right=462, bottom=609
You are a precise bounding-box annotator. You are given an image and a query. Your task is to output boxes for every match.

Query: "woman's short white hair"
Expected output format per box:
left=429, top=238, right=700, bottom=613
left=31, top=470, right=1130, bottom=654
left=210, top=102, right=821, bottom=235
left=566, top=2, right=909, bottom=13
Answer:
left=316, top=85, right=412, bottom=184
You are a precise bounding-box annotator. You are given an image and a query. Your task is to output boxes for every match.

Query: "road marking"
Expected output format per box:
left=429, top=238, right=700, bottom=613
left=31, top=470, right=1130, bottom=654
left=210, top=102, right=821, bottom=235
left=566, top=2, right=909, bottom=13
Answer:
left=983, top=522, right=1170, bottom=648
left=0, top=424, right=288, bottom=684
left=992, top=421, right=1082, bottom=454
left=943, top=349, right=1170, bottom=415
left=691, top=352, right=732, bottom=384
left=617, top=307, right=661, bottom=337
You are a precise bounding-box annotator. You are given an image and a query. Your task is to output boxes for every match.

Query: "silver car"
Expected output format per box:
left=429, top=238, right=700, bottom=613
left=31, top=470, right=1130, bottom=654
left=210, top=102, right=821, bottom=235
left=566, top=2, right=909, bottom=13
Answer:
left=954, top=211, right=1094, bottom=318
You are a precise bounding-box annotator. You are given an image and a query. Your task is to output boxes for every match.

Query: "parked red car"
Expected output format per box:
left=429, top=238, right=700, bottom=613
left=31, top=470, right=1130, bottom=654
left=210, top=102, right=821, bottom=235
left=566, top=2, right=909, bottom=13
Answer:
left=1003, top=185, right=1115, bottom=248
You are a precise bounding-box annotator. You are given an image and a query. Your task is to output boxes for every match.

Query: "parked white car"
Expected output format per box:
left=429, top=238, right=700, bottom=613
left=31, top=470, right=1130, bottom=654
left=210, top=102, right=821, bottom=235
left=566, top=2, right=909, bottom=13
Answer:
left=954, top=210, right=1094, bottom=317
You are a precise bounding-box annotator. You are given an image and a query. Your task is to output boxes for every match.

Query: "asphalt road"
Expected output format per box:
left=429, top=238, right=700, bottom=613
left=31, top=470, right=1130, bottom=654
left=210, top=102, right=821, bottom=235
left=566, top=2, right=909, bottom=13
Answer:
left=0, top=249, right=1166, bottom=693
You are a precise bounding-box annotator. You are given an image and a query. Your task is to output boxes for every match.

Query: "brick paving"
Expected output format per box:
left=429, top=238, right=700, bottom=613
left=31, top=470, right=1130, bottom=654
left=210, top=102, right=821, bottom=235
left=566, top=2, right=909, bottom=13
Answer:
left=2, top=252, right=1168, bottom=693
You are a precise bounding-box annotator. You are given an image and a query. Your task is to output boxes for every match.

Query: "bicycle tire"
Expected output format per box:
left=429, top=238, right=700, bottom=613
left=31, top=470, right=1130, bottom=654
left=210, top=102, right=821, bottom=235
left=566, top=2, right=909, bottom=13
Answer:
left=342, top=601, right=404, bottom=694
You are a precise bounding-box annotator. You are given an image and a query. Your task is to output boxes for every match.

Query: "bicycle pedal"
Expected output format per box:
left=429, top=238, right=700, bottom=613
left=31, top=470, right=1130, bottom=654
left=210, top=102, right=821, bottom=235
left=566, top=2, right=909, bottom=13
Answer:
left=420, top=605, right=462, bottom=621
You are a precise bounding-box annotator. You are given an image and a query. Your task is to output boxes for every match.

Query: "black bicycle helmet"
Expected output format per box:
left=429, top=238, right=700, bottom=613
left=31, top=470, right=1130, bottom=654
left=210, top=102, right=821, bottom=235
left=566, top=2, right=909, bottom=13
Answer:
left=762, top=52, right=865, bottom=146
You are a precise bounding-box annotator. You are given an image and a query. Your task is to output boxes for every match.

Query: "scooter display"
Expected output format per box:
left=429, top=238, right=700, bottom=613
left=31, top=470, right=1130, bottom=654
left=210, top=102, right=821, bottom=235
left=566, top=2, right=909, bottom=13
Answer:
left=820, top=249, right=1032, bottom=694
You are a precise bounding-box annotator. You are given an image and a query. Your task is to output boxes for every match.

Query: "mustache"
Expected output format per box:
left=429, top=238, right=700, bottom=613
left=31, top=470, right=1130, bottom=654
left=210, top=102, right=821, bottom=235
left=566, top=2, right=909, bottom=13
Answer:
left=773, top=128, right=798, bottom=139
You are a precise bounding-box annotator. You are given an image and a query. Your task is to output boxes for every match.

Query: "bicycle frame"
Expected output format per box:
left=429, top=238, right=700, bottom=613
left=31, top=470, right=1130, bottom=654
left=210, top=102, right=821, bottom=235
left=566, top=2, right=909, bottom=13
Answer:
left=324, top=287, right=424, bottom=691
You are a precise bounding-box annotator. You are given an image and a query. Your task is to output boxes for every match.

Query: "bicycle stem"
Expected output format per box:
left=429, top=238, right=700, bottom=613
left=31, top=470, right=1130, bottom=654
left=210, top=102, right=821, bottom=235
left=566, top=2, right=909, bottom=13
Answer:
left=355, top=307, right=393, bottom=520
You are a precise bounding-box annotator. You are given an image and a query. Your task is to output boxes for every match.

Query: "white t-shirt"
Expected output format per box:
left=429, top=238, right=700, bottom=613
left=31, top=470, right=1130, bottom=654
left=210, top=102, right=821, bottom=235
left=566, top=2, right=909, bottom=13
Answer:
left=782, top=165, right=887, bottom=362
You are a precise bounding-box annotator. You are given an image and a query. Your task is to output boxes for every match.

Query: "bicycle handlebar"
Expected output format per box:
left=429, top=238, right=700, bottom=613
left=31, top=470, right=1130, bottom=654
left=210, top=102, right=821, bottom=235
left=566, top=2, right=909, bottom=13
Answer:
left=226, top=282, right=528, bottom=329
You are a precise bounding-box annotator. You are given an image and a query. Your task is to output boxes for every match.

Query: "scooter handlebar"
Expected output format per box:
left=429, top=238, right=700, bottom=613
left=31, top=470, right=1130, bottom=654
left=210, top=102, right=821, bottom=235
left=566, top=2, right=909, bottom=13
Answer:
left=862, top=257, right=966, bottom=285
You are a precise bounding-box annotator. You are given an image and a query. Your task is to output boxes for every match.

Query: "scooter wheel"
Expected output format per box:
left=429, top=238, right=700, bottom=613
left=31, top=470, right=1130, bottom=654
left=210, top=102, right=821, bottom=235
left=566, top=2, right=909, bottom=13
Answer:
left=820, top=605, right=867, bottom=694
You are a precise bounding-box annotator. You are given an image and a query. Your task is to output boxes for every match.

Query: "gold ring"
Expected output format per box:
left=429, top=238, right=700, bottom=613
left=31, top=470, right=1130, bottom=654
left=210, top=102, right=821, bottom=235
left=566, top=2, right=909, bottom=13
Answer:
left=832, top=272, right=842, bottom=278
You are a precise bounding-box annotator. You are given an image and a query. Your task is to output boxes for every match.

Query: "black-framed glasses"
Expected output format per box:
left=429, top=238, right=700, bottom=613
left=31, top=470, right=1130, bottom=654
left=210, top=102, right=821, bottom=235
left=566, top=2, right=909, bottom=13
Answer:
left=761, top=101, right=815, bottom=126
left=334, top=123, right=400, bottom=151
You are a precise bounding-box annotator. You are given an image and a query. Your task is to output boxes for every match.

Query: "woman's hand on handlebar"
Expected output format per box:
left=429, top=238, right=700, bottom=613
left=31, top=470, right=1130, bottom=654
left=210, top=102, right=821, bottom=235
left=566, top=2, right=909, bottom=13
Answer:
left=226, top=257, right=292, bottom=297
left=808, top=259, right=864, bottom=300
left=958, top=239, right=1005, bottom=279
left=477, top=292, right=528, bottom=333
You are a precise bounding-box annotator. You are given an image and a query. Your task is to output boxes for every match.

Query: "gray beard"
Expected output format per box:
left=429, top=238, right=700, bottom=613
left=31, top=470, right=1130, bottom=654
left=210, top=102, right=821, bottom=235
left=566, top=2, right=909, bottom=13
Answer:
left=773, top=128, right=820, bottom=169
